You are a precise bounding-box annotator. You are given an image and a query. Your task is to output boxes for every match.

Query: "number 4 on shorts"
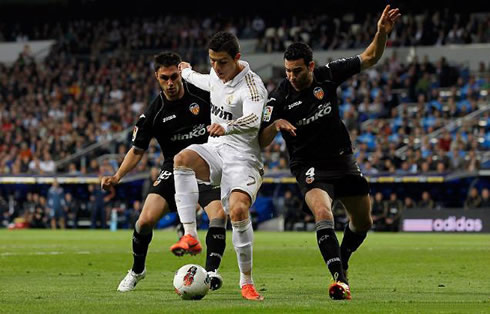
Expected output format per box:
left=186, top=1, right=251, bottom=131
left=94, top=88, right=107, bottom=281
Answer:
left=305, top=167, right=315, bottom=177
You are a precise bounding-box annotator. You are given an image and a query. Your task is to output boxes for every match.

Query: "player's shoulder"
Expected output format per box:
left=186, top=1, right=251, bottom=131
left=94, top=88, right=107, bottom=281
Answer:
left=184, top=80, right=210, bottom=102
left=268, top=78, right=289, bottom=101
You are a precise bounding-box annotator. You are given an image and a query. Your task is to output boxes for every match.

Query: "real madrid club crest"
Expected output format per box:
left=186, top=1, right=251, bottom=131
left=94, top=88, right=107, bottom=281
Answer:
left=313, top=87, right=324, bottom=100
left=226, top=94, right=234, bottom=105
left=189, top=103, right=200, bottom=115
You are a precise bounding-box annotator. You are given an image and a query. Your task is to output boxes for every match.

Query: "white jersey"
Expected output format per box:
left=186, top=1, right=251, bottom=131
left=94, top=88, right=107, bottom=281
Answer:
left=181, top=61, right=267, bottom=161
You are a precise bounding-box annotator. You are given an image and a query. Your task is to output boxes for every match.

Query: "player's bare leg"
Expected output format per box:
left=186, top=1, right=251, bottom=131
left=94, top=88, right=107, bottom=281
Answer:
left=339, top=194, right=372, bottom=278
left=229, top=191, right=263, bottom=301
left=118, top=194, right=168, bottom=292
left=305, top=188, right=350, bottom=300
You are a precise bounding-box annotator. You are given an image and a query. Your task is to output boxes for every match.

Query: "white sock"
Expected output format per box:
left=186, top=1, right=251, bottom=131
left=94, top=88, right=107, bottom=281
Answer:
left=183, top=221, right=197, bottom=238
left=232, top=218, right=254, bottom=287
left=174, top=167, right=199, bottom=237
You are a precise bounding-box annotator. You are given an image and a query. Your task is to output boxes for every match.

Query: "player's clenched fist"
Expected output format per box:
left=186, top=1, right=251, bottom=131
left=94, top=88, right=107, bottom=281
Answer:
left=178, top=62, right=191, bottom=71
left=273, top=119, right=297, bottom=136
left=101, top=175, right=120, bottom=191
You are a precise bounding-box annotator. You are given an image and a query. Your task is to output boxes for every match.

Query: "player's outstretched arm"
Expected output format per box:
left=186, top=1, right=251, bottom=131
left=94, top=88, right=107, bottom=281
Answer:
left=179, top=62, right=211, bottom=91
left=360, top=5, right=401, bottom=70
left=101, top=147, right=144, bottom=190
left=259, top=119, right=296, bottom=148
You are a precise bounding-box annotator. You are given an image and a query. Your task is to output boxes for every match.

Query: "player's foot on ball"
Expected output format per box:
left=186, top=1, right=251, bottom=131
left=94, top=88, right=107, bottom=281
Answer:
left=241, top=284, right=264, bottom=301
left=170, top=234, right=202, bottom=256
left=328, top=281, right=351, bottom=300
left=117, top=268, right=146, bottom=292
left=207, top=270, right=223, bottom=291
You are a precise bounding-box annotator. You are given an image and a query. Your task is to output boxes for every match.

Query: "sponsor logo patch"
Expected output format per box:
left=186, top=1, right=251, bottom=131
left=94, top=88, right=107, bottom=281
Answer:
left=162, top=114, right=176, bottom=123
left=262, top=106, right=273, bottom=122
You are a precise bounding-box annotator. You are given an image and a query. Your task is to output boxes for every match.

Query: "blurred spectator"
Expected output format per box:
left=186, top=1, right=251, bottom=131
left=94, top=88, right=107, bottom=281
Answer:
left=464, top=187, right=482, bottom=210
left=283, top=189, right=302, bottom=231
left=403, top=196, right=416, bottom=210
left=418, top=191, right=435, bottom=209
left=64, top=193, right=81, bottom=229
left=384, top=192, right=403, bottom=231
left=129, top=200, right=142, bottom=229
left=47, top=179, right=66, bottom=229
left=30, top=205, right=48, bottom=228
left=480, top=188, right=490, bottom=208
left=88, top=184, right=114, bottom=229
left=371, top=192, right=386, bottom=231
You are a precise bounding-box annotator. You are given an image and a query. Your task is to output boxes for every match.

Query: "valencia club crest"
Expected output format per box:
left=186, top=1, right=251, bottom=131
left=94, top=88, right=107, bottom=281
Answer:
left=313, top=87, right=324, bottom=100
left=189, top=103, right=200, bottom=115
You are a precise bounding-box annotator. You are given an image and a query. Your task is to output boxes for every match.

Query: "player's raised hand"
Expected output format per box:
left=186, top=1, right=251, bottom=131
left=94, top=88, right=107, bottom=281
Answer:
left=178, top=62, right=192, bottom=71
left=207, top=123, right=225, bottom=137
left=101, top=175, right=119, bottom=191
left=274, top=119, right=296, bottom=136
left=377, top=5, right=401, bottom=35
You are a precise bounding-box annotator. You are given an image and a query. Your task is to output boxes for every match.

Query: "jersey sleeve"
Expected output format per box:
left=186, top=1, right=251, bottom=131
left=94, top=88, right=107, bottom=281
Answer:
left=259, top=84, right=285, bottom=131
left=131, top=97, right=159, bottom=151
left=221, top=75, right=268, bottom=135
left=181, top=68, right=211, bottom=92
left=319, top=55, right=361, bottom=86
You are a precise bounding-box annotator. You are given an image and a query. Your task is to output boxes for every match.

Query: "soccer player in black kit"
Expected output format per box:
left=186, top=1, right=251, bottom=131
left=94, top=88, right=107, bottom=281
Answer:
left=101, top=52, right=226, bottom=292
left=259, top=5, right=401, bottom=300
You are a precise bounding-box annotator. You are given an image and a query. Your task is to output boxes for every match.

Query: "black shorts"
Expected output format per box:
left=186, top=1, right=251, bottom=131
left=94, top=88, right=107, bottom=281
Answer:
left=147, top=164, right=221, bottom=212
left=291, top=155, right=370, bottom=200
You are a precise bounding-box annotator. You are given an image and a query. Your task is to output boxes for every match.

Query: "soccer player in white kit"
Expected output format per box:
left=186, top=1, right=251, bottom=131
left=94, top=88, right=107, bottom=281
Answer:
left=172, top=31, right=267, bottom=300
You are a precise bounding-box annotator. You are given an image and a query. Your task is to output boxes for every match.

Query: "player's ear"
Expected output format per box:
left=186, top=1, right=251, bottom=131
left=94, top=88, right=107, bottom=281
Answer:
left=154, top=71, right=159, bottom=80
left=308, top=61, right=315, bottom=72
left=234, top=52, right=241, bottom=62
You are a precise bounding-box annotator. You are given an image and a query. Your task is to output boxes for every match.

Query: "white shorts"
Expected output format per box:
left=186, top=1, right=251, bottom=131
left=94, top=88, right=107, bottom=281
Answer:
left=186, top=142, right=263, bottom=213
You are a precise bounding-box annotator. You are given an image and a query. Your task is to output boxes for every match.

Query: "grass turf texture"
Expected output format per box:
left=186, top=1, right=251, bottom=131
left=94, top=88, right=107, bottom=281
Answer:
left=1, top=230, right=489, bottom=313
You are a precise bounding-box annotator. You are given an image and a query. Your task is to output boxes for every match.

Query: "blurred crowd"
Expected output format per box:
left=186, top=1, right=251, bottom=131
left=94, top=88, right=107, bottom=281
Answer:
left=2, top=10, right=489, bottom=54
left=0, top=177, right=150, bottom=230
left=279, top=187, right=490, bottom=232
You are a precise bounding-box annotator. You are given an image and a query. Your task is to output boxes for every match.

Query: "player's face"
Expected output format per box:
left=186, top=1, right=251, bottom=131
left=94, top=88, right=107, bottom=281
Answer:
left=285, top=58, right=314, bottom=91
left=155, top=65, right=184, bottom=101
left=209, top=49, right=241, bottom=82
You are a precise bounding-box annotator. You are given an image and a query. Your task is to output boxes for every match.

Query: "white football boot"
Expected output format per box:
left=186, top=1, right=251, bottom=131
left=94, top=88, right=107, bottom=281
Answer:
left=207, top=270, right=223, bottom=291
left=117, top=268, right=146, bottom=292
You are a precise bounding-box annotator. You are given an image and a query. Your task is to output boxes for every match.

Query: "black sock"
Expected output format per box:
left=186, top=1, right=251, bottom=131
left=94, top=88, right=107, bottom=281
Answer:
left=316, top=221, right=347, bottom=284
left=205, top=227, right=226, bottom=272
left=340, top=224, right=367, bottom=270
left=132, top=229, right=153, bottom=274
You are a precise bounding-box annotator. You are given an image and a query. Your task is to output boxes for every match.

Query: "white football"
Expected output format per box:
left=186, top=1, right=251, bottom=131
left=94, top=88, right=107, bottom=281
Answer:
left=173, top=264, right=210, bottom=300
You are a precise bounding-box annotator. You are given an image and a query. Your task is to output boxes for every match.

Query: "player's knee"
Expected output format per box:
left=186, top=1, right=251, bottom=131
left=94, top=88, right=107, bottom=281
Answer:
left=229, top=202, right=249, bottom=221
left=136, top=216, right=155, bottom=233
left=311, top=205, right=332, bottom=221
left=173, top=151, right=190, bottom=168
left=351, top=216, right=373, bottom=232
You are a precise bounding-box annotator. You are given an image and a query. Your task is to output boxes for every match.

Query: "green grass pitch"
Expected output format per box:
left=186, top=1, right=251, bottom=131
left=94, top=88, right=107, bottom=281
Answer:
left=1, top=230, right=489, bottom=313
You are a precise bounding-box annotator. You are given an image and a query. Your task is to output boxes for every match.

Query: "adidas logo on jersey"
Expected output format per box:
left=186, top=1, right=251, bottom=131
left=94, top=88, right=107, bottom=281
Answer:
left=170, top=124, right=207, bottom=141
left=297, top=102, right=332, bottom=126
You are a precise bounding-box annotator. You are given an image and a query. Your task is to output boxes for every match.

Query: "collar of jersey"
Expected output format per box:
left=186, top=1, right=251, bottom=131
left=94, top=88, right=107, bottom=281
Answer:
left=215, top=60, right=250, bottom=87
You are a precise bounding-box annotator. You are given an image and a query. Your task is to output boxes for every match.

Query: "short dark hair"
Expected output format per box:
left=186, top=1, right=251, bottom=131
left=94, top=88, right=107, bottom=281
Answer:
left=208, top=31, right=240, bottom=59
left=284, top=42, right=313, bottom=65
left=153, top=52, right=182, bottom=72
